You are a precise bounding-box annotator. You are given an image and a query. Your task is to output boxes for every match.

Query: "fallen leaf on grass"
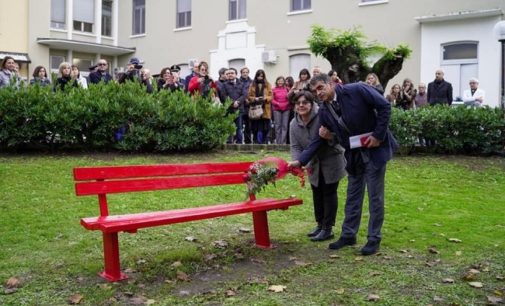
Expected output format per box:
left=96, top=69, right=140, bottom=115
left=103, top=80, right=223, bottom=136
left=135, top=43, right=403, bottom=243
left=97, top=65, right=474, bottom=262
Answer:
left=455, top=251, right=462, bottom=256
left=68, top=294, right=83, bottom=304
left=428, top=247, right=440, bottom=254
left=226, top=289, right=237, bottom=297
left=5, top=277, right=21, bottom=289
left=442, top=278, right=454, bottom=284
left=98, top=283, right=111, bottom=290
left=462, top=269, right=480, bottom=281
left=334, top=288, right=345, bottom=294
left=204, top=254, right=217, bottom=261
left=468, top=281, right=483, bottom=288
left=294, top=260, right=312, bottom=267
left=496, top=275, right=504, bottom=281
left=251, top=258, right=266, bottom=264
left=329, top=254, right=341, bottom=259
left=238, top=227, right=251, bottom=233
left=367, top=293, right=380, bottom=301
left=129, top=296, right=146, bottom=305
left=213, top=240, right=228, bottom=248
left=176, top=271, right=190, bottom=282
left=145, top=299, right=156, bottom=305
left=234, top=252, right=244, bottom=259
left=354, top=256, right=364, bottom=261
left=448, top=238, right=462, bottom=243
left=185, top=236, right=196, bottom=242
left=487, top=296, right=503, bottom=305
left=268, top=285, right=287, bottom=293
left=383, top=256, right=393, bottom=260
left=433, top=223, right=442, bottom=227
left=288, top=256, right=298, bottom=261
left=4, top=288, right=18, bottom=294
left=425, top=259, right=441, bottom=267
left=170, top=261, right=182, bottom=268
left=399, top=249, right=409, bottom=253
left=136, top=259, right=146, bottom=265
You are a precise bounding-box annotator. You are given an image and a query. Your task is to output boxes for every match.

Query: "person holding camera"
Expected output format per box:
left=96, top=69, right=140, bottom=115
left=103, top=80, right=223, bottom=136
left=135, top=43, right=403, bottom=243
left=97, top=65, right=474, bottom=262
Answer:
left=188, top=61, right=217, bottom=99
left=118, top=57, right=152, bottom=93
left=118, top=57, right=143, bottom=84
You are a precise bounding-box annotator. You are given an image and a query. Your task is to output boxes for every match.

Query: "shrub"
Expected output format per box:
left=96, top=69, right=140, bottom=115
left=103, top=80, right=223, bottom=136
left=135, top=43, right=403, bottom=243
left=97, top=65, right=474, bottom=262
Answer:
left=390, top=106, right=505, bottom=155
left=0, top=82, right=235, bottom=152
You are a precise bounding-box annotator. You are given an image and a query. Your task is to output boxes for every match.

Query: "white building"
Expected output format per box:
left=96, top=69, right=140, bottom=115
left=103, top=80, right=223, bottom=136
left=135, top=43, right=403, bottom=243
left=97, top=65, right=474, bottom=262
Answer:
left=1, top=0, right=504, bottom=107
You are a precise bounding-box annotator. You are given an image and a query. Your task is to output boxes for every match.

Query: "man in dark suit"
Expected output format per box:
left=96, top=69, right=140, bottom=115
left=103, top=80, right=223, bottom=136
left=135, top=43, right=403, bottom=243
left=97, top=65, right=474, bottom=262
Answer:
left=427, top=69, right=453, bottom=105
left=89, top=59, right=113, bottom=84
left=289, top=73, right=397, bottom=255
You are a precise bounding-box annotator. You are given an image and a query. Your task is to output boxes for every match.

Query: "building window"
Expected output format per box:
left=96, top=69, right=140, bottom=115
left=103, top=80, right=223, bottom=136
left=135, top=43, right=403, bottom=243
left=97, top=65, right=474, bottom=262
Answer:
left=51, top=0, right=66, bottom=29
left=73, top=0, right=95, bottom=33
left=102, top=0, right=112, bottom=36
left=289, top=54, right=311, bottom=78
left=228, top=59, right=245, bottom=71
left=72, top=58, right=93, bottom=76
left=177, top=0, right=192, bottom=28
left=229, top=0, right=246, bottom=20
left=442, top=42, right=478, bottom=62
left=132, top=0, right=145, bottom=35
left=291, top=0, right=311, bottom=11
left=50, top=55, right=65, bottom=73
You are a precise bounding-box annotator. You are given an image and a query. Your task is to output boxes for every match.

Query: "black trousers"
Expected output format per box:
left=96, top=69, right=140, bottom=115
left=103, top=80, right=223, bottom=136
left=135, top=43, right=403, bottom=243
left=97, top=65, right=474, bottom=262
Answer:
left=310, top=172, right=339, bottom=229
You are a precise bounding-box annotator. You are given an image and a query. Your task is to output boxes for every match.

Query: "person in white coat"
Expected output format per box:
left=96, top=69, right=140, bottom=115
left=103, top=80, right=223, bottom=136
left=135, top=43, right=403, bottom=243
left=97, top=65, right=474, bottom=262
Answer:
left=462, top=78, right=485, bottom=107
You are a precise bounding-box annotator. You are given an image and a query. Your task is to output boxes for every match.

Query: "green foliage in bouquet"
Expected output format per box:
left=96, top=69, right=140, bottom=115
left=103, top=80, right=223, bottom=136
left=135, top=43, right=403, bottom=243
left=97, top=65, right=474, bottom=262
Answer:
left=245, top=162, right=279, bottom=195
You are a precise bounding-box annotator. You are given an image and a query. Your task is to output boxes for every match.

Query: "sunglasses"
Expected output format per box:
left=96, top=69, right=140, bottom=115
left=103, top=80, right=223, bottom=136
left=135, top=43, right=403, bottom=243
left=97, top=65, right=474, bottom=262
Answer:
left=295, top=100, right=310, bottom=105
left=97, top=63, right=107, bottom=66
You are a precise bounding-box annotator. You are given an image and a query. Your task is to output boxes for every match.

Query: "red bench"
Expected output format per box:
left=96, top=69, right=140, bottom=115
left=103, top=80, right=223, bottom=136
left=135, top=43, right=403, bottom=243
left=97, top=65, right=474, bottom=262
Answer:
left=73, top=161, right=303, bottom=282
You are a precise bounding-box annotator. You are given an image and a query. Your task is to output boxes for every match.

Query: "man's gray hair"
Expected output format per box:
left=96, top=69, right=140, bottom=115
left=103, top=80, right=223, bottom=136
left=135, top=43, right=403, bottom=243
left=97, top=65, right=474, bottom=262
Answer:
left=309, top=73, right=331, bottom=86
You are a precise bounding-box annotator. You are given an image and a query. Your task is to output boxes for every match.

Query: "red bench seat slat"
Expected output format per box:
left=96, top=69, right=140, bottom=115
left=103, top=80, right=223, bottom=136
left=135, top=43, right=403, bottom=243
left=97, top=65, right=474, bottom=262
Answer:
left=81, top=198, right=303, bottom=233
left=74, top=162, right=252, bottom=181
left=75, top=173, right=246, bottom=195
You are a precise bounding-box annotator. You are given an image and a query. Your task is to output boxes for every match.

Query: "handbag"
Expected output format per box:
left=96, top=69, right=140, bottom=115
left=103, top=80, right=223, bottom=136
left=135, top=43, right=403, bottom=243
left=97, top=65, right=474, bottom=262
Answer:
left=248, top=104, right=264, bottom=120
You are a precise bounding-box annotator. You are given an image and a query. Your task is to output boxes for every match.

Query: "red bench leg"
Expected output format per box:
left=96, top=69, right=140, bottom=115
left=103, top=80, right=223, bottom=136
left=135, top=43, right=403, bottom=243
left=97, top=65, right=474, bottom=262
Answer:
left=252, top=211, right=272, bottom=248
left=99, top=232, right=128, bottom=282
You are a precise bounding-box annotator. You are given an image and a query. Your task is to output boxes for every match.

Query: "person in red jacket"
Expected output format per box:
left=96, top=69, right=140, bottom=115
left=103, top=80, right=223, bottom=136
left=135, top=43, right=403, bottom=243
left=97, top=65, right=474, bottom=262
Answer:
left=188, top=61, right=217, bottom=100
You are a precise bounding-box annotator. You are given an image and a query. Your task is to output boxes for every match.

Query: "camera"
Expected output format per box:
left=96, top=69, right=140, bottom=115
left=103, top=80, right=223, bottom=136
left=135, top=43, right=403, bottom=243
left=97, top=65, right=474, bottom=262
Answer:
left=134, top=64, right=143, bottom=70
left=204, top=75, right=209, bottom=81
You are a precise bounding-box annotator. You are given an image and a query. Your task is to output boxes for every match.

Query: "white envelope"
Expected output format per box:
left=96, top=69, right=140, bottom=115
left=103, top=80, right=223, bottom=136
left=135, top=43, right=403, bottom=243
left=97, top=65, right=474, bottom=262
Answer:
left=349, top=132, right=373, bottom=149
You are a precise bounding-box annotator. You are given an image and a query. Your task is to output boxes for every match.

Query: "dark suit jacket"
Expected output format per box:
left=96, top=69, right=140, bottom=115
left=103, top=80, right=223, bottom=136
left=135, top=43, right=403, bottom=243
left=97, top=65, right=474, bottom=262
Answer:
left=298, top=82, right=397, bottom=174
left=89, top=71, right=113, bottom=84
left=427, top=79, right=453, bottom=105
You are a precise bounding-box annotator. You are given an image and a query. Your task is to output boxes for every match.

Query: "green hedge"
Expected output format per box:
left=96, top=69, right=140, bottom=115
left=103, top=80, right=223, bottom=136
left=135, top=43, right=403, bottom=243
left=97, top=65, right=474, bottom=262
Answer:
left=390, top=106, right=505, bottom=155
left=1, top=84, right=504, bottom=155
left=0, top=82, right=235, bottom=152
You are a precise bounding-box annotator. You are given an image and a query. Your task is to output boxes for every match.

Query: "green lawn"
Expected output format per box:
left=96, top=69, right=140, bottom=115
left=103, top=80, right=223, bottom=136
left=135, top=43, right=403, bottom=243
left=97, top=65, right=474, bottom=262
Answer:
left=0, top=152, right=504, bottom=305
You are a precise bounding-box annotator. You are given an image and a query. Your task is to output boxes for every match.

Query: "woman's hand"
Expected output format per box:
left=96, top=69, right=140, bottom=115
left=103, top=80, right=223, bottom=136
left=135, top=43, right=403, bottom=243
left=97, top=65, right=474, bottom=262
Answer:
left=319, top=126, right=333, bottom=140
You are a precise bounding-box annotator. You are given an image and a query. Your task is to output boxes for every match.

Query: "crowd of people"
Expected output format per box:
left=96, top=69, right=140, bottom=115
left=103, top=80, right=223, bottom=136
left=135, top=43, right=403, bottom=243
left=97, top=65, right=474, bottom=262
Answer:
left=0, top=55, right=486, bottom=145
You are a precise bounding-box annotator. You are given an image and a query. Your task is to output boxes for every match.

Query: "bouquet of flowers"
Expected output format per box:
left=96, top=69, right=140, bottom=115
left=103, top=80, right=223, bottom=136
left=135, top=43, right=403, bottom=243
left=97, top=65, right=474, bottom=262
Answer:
left=244, top=157, right=305, bottom=196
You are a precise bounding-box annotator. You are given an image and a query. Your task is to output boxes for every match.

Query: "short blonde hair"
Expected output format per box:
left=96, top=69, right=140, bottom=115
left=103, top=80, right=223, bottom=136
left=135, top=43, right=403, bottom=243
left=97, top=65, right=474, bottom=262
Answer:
left=58, top=62, right=71, bottom=75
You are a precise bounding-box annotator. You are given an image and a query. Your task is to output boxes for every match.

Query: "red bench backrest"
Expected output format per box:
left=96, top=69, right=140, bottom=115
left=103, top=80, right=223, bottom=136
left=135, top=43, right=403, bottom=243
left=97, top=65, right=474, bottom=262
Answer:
left=74, top=162, right=253, bottom=216
left=74, top=162, right=253, bottom=195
